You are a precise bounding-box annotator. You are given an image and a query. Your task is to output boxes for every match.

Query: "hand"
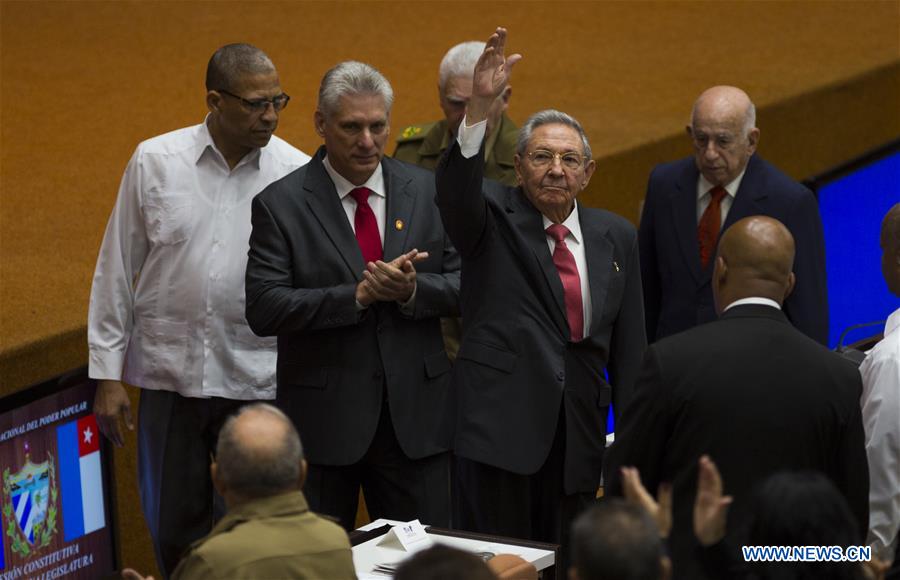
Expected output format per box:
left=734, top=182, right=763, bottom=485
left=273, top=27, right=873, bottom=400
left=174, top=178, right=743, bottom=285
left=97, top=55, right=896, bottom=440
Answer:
left=621, top=466, right=672, bottom=538
left=121, top=568, right=153, bottom=580
left=94, top=380, right=134, bottom=447
left=362, top=249, right=428, bottom=303
left=693, top=455, right=733, bottom=546
left=862, top=558, right=889, bottom=580
left=468, top=27, right=522, bottom=125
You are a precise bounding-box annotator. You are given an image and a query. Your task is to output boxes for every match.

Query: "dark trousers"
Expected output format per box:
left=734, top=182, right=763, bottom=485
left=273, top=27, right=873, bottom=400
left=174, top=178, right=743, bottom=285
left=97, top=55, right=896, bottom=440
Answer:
left=137, top=389, right=247, bottom=578
left=453, top=408, right=595, bottom=571
left=303, top=401, right=450, bottom=531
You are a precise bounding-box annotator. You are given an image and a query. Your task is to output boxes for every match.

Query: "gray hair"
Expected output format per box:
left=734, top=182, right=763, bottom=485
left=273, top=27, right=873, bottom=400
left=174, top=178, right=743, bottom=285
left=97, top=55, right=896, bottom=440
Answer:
left=206, top=43, right=275, bottom=92
left=517, top=109, right=592, bottom=161
left=317, top=61, right=394, bottom=118
left=438, top=41, right=485, bottom=92
left=216, top=403, right=304, bottom=499
left=571, top=500, right=664, bottom=580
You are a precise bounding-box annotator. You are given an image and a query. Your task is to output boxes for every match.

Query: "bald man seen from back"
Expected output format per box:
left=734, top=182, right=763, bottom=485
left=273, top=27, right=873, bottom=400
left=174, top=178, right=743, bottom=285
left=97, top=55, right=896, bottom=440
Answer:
left=639, top=86, right=828, bottom=345
left=606, top=216, right=868, bottom=580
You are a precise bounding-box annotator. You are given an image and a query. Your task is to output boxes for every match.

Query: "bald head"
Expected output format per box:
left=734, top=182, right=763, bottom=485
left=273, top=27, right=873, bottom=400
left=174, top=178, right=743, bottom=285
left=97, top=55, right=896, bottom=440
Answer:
left=691, top=86, right=756, bottom=133
left=215, top=403, right=304, bottom=501
left=881, top=203, right=900, bottom=296
left=688, top=86, right=759, bottom=187
left=713, top=216, right=796, bottom=313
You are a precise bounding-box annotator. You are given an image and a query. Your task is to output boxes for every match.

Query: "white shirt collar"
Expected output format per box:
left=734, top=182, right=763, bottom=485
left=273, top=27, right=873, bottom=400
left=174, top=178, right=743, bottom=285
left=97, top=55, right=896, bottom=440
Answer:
left=697, top=166, right=747, bottom=201
left=198, top=114, right=262, bottom=169
left=884, top=307, right=900, bottom=338
left=542, top=203, right=583, bottom=244
left=322, top=155, right=386, bottom=200
left=724, top=296, right=782, bottom=312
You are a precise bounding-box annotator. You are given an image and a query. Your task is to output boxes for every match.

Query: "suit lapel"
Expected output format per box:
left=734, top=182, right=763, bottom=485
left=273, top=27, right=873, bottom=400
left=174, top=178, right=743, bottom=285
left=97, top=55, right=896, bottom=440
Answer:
left=579, top=206, right=613, bottom=337
left=303, top=149, right=366, bottom=279
left=381, top=159, right=414, bottom=261
left=506, top=189, right=569, bottom=339
left=670, top=161, right=706, bottom=285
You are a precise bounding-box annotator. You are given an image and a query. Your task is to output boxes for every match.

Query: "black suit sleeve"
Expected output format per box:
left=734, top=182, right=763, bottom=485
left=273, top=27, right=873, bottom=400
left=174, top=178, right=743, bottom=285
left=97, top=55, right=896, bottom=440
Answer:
left=410, top=230, right=461, bottom=320
left=639, top=173, right=661, bottom=343
left=245, top=193, right=361, bottom=337
left=609, top=229, right=648, bottom=419
left=782, top=187, right=829, bottom=345
left=435, top=141, right=491, bottom=259
left=836, top=372, right=870, bottom=539
left=605, top=345, right=670, bottom=497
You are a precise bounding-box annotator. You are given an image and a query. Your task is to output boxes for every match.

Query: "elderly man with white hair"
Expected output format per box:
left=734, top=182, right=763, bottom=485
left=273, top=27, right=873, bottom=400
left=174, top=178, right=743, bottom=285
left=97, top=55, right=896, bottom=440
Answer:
left=393, top=39, right=518, bottom=186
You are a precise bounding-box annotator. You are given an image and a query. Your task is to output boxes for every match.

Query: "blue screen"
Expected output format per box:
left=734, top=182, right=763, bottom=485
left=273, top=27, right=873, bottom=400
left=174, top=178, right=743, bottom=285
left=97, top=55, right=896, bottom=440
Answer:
left=818, top=150, right=900, bottom=348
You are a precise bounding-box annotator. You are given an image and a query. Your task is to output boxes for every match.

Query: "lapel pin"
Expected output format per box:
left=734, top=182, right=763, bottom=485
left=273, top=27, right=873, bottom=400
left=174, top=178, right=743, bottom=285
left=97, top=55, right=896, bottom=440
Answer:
left=395, top=219, right=404, bottom=231
left=613, top=261, right=620, bottom=272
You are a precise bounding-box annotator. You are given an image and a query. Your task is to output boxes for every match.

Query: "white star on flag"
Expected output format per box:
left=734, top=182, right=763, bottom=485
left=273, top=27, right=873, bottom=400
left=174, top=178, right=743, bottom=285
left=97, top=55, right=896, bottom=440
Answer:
left=83, top=426, right=93, bottom=444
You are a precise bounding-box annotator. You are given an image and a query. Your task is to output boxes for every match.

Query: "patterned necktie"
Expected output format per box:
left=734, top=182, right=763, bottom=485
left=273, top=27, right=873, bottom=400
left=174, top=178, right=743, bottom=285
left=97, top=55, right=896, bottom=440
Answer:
left=350, top=187, right=382, bottom=264
left=698, top=186, right=727, bottom=269
left=546, top=224, right=584, bottom=341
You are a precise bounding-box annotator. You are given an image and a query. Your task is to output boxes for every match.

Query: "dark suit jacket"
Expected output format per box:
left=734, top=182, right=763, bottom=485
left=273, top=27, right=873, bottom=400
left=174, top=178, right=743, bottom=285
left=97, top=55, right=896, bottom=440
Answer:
left=245, top=147, right=460, bottom=466
left=436, top=141, right=646, bottom=494
left=605, top=304, right=869, bottom=580
left=640, top=155, right=828, bottom=344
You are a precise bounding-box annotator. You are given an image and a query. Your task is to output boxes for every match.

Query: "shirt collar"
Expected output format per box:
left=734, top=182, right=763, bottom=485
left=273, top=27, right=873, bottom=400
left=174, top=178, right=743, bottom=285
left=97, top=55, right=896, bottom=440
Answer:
left=723, top=296, right=782, bottom=312
left=884, top=307, right=900, bottom=338
left=542, top=203, right=583, bottom=244
left=697, top=166, right=747, bottom=201
left=322, top=155, right=386, bottom=200
left=197, top=114, right=262, bottom=170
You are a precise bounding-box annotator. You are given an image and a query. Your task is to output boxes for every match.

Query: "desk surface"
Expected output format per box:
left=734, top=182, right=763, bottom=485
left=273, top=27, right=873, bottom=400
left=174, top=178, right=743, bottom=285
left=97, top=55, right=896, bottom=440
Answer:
left=352, top=519, right=557, bottom=579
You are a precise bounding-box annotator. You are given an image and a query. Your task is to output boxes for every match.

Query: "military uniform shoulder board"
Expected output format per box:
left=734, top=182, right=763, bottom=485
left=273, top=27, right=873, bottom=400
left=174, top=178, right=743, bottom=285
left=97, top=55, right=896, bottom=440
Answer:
left=397, top=123, right=431, bottom=142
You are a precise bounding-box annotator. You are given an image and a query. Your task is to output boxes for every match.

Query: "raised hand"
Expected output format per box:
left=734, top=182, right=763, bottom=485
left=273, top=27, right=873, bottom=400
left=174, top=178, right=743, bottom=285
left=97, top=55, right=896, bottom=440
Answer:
left=693, top=455, right=733, bottom=546
left=621, top=466, right=673, bottom=538
left=468, top=27, right=522, bottom=125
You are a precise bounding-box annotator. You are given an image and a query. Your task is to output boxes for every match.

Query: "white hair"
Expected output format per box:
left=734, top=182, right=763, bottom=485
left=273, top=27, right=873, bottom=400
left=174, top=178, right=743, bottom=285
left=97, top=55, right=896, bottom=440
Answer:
left=438, top=41, right=485, bottom=92
left=318, top=61, right=393, bottom=118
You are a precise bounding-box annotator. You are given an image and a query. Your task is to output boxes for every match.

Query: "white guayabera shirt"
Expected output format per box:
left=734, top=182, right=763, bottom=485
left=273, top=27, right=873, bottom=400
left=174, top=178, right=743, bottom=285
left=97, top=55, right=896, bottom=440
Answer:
left=88, top=117, right=309, bottom=400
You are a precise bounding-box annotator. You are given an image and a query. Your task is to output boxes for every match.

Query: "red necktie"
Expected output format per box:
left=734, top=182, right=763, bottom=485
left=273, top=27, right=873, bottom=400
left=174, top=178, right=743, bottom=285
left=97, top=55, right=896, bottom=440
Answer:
left=350, top=187, right=382, bottom=264
left=546, top=224, right=584, bottom=341
left=698, top=186, right=727, bottom=269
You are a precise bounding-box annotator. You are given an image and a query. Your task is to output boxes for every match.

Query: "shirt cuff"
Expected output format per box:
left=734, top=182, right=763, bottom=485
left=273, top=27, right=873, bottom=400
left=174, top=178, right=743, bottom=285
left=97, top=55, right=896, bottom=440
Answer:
left=88, top=350, right=126, bottom=381
left=398, top=283, right=417, bottom=315
left=457, top=115, right=487, bottom=159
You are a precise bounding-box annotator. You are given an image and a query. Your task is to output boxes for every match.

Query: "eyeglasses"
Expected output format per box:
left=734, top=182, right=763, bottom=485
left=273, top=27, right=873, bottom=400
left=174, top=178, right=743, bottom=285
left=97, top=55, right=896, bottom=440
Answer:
left=217, top=89, right=290, bottom=113
left=526, top=149, right=586, bottom=170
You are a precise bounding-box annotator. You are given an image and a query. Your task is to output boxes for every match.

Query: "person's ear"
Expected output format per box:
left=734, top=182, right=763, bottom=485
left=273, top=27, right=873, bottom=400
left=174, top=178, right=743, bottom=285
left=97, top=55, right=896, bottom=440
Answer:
left=514, top=154, right=524, bottom=185
left=314, top=110, right=327, bottom=138
left=211, top=461, right=226, bottom=497
left=784, top=271, right=796, bottom=301
left=298, top=458, right=308, bottom=489
left=746, top=127, right=760, bottom=155
left=207, top=90, right=224, bottom=114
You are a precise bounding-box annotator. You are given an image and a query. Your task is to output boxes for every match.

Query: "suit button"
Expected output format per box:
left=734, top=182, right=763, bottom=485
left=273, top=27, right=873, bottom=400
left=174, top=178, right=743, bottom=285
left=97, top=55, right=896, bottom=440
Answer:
left=556, top=371, right=565, bottom=382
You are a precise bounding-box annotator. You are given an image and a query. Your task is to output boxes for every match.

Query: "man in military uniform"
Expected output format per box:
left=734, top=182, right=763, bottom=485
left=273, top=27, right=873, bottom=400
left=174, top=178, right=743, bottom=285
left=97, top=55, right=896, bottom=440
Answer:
left=394, top=40, right=518, bottom=359
left=393, top=40, right=518, bottom=186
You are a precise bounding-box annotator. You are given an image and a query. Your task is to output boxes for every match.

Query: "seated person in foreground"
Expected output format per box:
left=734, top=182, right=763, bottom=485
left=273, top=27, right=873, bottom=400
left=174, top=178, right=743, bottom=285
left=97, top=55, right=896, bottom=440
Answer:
left=124, top=403, right=355, bottom=580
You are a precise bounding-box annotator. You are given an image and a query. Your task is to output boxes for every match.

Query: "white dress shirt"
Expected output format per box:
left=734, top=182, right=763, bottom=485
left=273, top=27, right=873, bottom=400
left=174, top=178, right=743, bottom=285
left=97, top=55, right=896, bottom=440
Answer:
left=860, top=306, right=900, bottom=561
left=696, top=170, right=745, bottom=225
left=88, top=118, right=310, bottom=400
left=458, top=116, right=591, bottom=338
left=323, top=156, right=387, bottom=241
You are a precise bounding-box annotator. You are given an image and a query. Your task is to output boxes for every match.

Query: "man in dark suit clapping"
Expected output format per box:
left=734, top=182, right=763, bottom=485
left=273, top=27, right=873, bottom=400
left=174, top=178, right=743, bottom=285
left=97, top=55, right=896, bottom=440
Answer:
left=246, top=61, right=460, bottom=530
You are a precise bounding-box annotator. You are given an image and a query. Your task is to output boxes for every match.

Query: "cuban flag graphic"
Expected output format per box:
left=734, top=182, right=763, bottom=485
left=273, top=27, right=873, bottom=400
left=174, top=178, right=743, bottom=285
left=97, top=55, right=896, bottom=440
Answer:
left=56, top=414, right=106, bottom=541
